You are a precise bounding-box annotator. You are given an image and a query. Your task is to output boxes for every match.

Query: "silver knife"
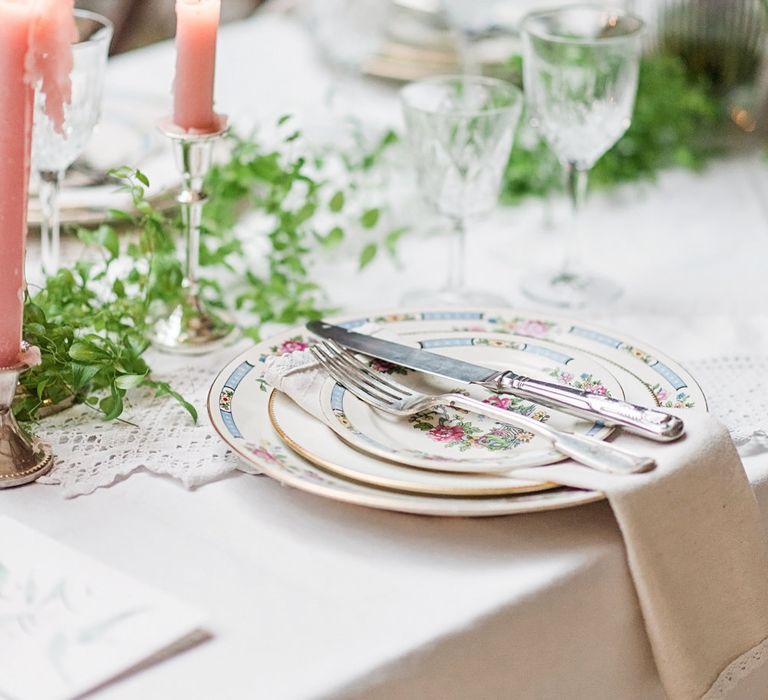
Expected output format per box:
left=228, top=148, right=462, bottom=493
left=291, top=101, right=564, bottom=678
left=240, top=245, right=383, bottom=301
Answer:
left=306, top=320, right=685, bottom=442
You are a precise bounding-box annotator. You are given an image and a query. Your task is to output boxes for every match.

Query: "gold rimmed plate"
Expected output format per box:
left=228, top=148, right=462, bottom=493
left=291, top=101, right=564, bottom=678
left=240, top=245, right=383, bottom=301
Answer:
left=268, top=389, right=559, bottom=496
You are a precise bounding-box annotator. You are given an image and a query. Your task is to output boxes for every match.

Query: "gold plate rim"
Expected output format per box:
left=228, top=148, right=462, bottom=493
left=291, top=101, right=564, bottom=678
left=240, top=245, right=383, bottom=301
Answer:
left=267, top=390, right=559, bottom=497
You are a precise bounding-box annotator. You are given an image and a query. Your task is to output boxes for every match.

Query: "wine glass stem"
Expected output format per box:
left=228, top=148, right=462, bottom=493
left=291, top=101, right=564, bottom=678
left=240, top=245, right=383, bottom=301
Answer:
left=445, top=217, right=466, bottom=293
left=39, top=170, right=63, bottom=277
left=562, top=163, right=589, bottom=279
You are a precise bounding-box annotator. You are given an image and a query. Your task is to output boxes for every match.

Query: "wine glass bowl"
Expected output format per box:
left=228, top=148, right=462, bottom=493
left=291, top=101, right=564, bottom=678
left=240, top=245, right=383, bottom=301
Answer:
left=400, top=75, right=522, bottom=305
left=520, top=6, right=644, bottom=308
left=31, top=10, right=113, bottom=276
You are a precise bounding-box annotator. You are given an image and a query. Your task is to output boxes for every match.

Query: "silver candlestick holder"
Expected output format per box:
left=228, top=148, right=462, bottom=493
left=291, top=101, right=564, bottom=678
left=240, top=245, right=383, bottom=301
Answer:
left=152, top=118, right=239, bottom=354
left=0, top=357, right=53, bottom=489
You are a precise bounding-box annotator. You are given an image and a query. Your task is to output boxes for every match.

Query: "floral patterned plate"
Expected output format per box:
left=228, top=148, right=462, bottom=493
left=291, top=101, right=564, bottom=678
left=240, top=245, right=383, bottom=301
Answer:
left=317, top=331, right=625, bottom=473
left=333, top=309, right=707, bottom=412
left=269, top=389, right=560, bottom=496
left=207, top=324, right=604, bottom=516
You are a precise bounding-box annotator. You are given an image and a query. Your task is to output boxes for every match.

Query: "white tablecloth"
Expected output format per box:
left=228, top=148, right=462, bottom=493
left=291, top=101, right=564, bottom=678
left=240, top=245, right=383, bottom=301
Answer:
left=6, top=11, right=768, bottom=700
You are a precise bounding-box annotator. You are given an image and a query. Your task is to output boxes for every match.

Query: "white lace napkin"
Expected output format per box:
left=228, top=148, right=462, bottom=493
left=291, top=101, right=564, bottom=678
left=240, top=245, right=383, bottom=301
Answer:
left=266, top=349, right=768, bottom=700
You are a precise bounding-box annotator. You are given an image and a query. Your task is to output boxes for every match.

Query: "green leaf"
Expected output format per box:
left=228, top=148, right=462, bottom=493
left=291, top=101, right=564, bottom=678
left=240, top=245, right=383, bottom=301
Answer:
left=95, top=225, right=120, bottom=259
left=329, top=190, right=345, bottom=213
left=71, top=364, right=100, bottom=392
left=99, top=389, right=124, bottom=421
left=146, top=379, right=198, bottom=422
left=359, top=243, right=377, bottom=269
left=69, top=342, right=104, bottom=363
left=114, top=373, right=147, bottom=390
left=107, top=208, right=133, bottom=222
left=319, top=226, right=344, bottom=248
left=384, top=227, right=408, bottom=257
left=360, top=208, right=380, bottom=229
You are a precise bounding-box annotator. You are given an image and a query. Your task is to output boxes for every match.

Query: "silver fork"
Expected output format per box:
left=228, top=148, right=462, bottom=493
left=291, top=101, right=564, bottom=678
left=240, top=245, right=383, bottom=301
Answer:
left=311, top=341, right=655, bottom=476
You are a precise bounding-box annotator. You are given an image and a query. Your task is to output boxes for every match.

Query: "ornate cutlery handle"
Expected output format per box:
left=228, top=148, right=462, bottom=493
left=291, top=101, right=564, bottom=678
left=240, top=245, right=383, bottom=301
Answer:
left=482, top=372, right=685, bottom=442
left=445, top=394, right=655, bottom=475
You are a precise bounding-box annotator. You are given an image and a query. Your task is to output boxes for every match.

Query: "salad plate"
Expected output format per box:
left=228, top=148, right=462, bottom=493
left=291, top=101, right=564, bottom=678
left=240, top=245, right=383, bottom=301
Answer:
left=317, top=331, right=624, bottom=472
left=269, top=389, right=559, bottom=496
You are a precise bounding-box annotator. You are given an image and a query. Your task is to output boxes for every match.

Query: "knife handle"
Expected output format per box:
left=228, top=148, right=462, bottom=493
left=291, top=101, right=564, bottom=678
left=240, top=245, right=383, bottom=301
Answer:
left=484, top=371, right=685, bottom=442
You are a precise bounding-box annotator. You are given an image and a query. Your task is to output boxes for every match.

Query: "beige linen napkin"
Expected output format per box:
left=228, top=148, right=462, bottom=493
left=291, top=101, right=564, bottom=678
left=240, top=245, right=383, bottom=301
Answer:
left=265, top=349, right=768, bottom=700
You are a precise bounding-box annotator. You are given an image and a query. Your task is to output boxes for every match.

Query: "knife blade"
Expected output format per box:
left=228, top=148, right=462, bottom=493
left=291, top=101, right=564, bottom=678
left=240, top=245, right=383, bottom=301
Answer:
left=306, top=320, right=685, bottom=442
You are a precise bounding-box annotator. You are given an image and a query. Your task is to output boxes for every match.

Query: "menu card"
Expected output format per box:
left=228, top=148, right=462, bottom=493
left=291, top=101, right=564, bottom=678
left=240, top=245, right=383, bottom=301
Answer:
left=0, top=516, right=208, bottom=700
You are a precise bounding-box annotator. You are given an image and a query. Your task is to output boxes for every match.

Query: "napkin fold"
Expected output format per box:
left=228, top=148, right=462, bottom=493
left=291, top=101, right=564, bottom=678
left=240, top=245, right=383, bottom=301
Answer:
left=266, top=348, right=768, bottom=700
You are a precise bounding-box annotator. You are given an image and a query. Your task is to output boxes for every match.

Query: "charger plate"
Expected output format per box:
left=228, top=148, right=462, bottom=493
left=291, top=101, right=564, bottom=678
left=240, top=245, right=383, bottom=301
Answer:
left=207, top=307, right=707, bottom=517
left=317, top=331, right=624, bottom=473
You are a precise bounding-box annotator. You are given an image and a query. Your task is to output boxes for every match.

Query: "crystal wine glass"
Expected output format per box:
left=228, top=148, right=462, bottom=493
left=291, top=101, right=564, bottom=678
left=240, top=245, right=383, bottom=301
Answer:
left=520, top=6, right=644, bottom=308
left=32, top=10, right=113, bottom=276
left=400, top=75, right=523, bottom=306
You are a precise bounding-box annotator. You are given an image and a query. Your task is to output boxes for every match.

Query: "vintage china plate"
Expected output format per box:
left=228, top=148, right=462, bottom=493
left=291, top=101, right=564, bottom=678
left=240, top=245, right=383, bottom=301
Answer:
left=207, top=307, right=706, bottom=517
left=335, top=310, right=708, bottom=412
left=269, top=389, right=559, bottom=496
left=317, top=331, right=624, bottom=473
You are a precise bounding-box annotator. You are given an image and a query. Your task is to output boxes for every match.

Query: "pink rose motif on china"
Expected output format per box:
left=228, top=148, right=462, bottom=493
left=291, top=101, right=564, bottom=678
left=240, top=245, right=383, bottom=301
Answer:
left=513, top=319, right=551, bottom=338
left=484, top=395, right=512, bottom=410
left=251, top=447, right=278, bottom=463
left=368, top=358, right=408, bottom=375
left=280, top=339, right=308, bottom=354
left=656, top=389, right=669, bottom=401
left=428, top=424, right=465, bottom=442
left=371, top=359, right=396, bottom=373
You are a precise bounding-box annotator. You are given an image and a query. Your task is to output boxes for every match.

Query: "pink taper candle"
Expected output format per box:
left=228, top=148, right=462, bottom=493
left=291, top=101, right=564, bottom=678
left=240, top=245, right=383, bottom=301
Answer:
left=173, top=0, right=221, bottom=132
left=0, top=0, right=74, bottom=368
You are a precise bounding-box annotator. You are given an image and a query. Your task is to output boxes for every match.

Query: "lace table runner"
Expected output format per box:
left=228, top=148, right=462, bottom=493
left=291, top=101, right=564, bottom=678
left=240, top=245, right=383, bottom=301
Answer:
left=685, top=356, right=768, bottom=452
left=35, top=353, right=768, bottom=498
left=37, top=345, right=258, bottom=498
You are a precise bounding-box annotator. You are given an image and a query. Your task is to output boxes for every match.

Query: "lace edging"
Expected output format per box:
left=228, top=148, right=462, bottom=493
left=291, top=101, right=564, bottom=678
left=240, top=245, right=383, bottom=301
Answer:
left=703, top=635, right=768, bottom=698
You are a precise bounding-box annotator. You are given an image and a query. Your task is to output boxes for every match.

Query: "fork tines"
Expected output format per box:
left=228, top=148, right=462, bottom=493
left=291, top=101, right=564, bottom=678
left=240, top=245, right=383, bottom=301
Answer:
left=311, top=341, right=412, bottom=408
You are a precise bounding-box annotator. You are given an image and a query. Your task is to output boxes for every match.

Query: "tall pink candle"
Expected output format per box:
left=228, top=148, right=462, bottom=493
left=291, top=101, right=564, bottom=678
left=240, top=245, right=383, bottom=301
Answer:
left=173, top=0, right=221, bottom=132
left=0, top=0, right=73, bottom=368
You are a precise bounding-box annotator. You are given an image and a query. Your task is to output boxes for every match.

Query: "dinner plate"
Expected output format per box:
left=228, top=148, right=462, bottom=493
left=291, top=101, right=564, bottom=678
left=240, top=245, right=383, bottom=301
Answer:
left=269, top=389, right=559, bottom=496
left=207, top=307, right=706, bottom=517
left=317, top=331, right=624, bottom=472
left=337, top=310, right=708, bottom=411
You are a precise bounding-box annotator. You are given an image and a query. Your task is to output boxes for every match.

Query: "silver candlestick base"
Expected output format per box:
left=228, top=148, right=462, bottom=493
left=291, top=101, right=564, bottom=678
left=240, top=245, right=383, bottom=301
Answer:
left=152, top=117, right=239, bottom=355
left=0, top=361, right=53, bottom=489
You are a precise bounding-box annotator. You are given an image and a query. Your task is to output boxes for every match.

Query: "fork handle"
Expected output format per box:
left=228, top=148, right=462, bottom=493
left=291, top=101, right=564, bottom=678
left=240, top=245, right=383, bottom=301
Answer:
left=547, top=432, right=655, bottom=475
left=446, top=394, right=655, bottom=475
